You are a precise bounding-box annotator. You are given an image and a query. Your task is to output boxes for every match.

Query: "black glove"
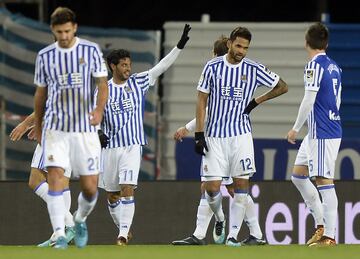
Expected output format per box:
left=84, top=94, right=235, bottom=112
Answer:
left=98, top=129, right=109, bottom=148
left=177, top=24, right=191, bottom=49
left=194, top=132, right=208, bottom=156
left=244, top=98, right=259, bottom=115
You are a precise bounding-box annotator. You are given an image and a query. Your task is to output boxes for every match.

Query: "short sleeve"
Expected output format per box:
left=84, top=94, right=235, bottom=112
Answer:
left=255, top=63, right=280, bottom=88
left=34, top=54, right=47, bottom=87
left=92, top=44, right=108, bottom=78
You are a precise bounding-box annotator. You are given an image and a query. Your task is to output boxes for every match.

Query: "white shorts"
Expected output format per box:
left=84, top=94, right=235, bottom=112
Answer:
left=43, top=130, right=101, bottom=177
left=98, top=145, right=141, bottom=192
left=31, top=144, right=72, bottom=178
left=201, top=133, right=256, bottom=179
left=294, top=135, right=341, bottom=179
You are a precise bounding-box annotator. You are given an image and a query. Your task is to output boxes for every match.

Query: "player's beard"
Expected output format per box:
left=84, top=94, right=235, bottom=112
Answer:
left=229, top=49, right=244, bottom=63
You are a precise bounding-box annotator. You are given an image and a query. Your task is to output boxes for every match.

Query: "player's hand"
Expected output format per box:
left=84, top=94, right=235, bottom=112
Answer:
left=243, top=98, right=259, bottom=115
left=89, top=107, right=103, bottom=126
left=173, top=126, right=190, bottom=142
left=286, top=129, right=297, bottom=144
left=98, top=129, right=109, bottom=148
left=27, top=126, right=36, bottom=140
left=194, top=132, right=208, bottom=156
left=177, top=24, right=191, bottom=49
left=9, top=122, right=28, bottom=141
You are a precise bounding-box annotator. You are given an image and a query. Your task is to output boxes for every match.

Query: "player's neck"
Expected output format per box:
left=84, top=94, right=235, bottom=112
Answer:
left=112, top=76, right=126, bottom=85
left=308, top=49, right=325, bottom=59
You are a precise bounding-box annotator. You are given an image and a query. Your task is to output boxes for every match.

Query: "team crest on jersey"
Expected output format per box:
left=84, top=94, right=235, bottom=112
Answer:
left=305, top=69, right=315, bottom=83
left=241, top=75, right=247, bottom=82
left=79, top=57, right=86, bottom=65
left=124, top=85, right=133, bottom=93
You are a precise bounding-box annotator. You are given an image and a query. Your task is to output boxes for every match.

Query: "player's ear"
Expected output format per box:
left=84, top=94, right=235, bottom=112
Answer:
left=110, top=63, right=116, bottom=72
left=226, top=40, right=231, bottom=50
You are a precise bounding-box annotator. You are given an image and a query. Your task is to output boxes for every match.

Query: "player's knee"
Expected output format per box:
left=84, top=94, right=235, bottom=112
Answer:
left=121, top=185, right=134, bottom=197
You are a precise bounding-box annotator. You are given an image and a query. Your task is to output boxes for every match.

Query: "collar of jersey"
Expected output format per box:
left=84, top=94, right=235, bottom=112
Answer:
left=110, top=78, right=127, bottom=88
left=55, top=37, right=80, bottom=52
left=223, top=54, right=244, bottom=68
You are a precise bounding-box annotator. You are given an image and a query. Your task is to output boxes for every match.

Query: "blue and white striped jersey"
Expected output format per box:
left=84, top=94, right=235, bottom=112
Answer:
left=197, top=55, right=279, bottom=137
left=34, top=37, right=108, bottom=132
left=99, top=73, right=150, bottom=148
left=304, top=53, right=342, bottom=139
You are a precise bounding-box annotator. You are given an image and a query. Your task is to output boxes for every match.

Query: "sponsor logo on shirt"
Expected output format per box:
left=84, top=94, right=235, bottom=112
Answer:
left=58, top=73, right=83, bottom=89
left=329, top=110, right=340, bottom=121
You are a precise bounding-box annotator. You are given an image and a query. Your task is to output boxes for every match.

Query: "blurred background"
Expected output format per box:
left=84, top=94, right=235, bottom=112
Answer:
left=0, top=0, right=359, bottom=245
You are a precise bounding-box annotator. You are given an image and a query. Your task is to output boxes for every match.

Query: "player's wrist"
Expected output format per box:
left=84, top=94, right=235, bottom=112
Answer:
left=195, top=132, right=204, bottom=140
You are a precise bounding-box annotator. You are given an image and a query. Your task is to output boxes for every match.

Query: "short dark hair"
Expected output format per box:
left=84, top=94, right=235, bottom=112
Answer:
left=229, top=26, right=252, bottom=42
left=213, top=35, right=228, bottom=56
left=106, top=49, right=131, bottom=72
left=306, top=22, right=329, bottom=50
left=50, top=7, right=76, bottom=26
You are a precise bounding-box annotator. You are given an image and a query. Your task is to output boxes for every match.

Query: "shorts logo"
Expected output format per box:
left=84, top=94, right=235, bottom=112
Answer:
left=48, top=155, right=54, bottom=162
left=203, top=165, right=208, bottom=172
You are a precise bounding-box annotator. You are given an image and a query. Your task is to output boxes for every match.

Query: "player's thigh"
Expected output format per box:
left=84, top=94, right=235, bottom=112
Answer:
left=307, top=138, right=341, bottom=179
left=43, top=129, right=71, bottom=171
left=230, top=133, right=256, bottom=177
left=118, top=145, right=141, bottom=186
left=31, top=144, right=46, bottom=172
left=294, top=136, right=309, bottom=175
left=71, top=132, right=101, bottom=176
left=201, top=137, right=229, bottom=178
left=98, top=148, right=120, bottom=192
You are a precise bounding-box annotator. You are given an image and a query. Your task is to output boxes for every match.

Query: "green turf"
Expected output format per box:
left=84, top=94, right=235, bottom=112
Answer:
left=0, top=244, right=359, bottom=259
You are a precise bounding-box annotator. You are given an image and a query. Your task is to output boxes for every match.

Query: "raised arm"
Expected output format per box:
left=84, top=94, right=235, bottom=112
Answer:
left=148, top=24, right=191, bottom=84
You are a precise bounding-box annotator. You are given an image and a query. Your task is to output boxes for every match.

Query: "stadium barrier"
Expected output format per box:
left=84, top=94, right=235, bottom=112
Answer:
left=0, top=181, right=359, bottom=245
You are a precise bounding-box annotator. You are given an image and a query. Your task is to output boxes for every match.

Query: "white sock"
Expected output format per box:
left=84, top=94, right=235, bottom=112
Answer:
left=292, top=175, right=324, bottom=226
left=205, top=191, right=225, bottom=222
left=34, top=181, right=48, bottom=203
left=193, top=196, right=213, bottom=239
left=318, top=185, right=338, bottom=239
left=47, top=191, right=66, bottom=238
left=63, top=188, right=74, bottom=227
left=244, top=195, right=262, bottom=239
left=75, top=192, right=98, bottom=223
left=108, top=199, right=121, bottom=228
left=118, top=196, right=135, bottom=239
left=227, top=192, right=247, bottom=240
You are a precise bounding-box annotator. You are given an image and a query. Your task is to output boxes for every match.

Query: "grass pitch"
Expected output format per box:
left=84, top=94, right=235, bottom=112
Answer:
left=1, top=244, right=359, bottom=259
